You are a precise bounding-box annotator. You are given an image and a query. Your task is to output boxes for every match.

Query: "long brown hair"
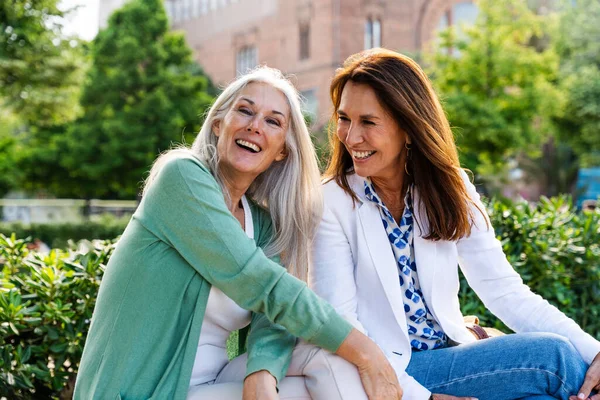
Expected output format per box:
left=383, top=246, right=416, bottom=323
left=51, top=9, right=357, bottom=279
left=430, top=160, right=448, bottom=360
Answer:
left=324, top=48, right=485, bottom=241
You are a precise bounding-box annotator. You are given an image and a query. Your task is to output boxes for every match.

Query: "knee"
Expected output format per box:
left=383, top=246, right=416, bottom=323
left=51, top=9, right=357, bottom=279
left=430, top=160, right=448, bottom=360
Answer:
left=529, top=333, right=587, bottom=374
left=534, top=333, right=577, bottom=357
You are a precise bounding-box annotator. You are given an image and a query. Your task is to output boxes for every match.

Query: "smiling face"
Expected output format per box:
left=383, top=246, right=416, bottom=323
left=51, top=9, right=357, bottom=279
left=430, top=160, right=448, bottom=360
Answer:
left=337, top=81, right=410, bottom=183
left=214, top=82, right=289, bottom=182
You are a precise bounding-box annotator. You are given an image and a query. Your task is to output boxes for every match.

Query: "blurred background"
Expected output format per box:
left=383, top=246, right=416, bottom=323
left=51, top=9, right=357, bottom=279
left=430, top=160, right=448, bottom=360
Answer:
left=1, top=1, right=600, bottom=398
left=0, top=0, right=599, bottom=224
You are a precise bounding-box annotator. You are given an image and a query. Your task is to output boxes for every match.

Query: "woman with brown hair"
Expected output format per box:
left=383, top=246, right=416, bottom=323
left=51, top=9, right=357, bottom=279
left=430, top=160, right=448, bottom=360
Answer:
left=311, top=48, right=600, bottom=400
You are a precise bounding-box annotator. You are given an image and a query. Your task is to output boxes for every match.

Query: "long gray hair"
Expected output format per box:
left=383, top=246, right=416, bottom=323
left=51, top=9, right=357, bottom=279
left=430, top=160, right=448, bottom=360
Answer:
left=143, top=66, right=323, bottom=282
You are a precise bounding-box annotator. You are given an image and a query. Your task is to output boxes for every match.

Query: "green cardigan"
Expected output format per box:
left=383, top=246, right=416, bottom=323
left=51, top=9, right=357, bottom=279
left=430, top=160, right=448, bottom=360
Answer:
left=73, top=155, right=352, bottom=399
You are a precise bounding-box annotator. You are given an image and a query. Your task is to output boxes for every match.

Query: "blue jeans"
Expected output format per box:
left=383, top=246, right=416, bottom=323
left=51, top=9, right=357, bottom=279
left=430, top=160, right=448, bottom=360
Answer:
left=406, top=333, right=589, bottom=400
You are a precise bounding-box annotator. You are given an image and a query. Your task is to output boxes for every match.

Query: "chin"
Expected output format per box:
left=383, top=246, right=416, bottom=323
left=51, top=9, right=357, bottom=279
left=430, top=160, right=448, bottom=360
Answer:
left=352, top=166, right=371, bottom=178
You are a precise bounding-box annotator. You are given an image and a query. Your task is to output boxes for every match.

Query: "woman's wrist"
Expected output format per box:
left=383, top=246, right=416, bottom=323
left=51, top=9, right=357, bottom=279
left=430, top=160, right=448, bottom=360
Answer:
left=335, top=328, right=372, bottom=368
left=244, top=370, right=277, bottom=386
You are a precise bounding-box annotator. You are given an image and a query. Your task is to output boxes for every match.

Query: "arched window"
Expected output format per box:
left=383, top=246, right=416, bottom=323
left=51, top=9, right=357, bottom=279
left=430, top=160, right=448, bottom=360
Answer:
left=299, top=23, right=310, bottom=60
left=364, top=17, right=382, bottom=49
left=437, top=1, right=478, bottom=35
left=236, top=46, right=258, bottom=76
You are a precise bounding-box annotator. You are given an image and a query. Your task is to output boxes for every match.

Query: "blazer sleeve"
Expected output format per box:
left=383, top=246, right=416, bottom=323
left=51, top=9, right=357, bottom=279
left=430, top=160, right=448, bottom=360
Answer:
left=140, top=156, right=352, bottom=352
left=311, top=194, right=431, bottom=399
left=457, top=171, right=600, bottom=364
left=310, top=200, right=369, bottom=335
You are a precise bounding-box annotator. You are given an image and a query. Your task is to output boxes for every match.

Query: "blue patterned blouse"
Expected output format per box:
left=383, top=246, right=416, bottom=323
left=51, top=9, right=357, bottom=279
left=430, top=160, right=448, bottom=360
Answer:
left=364, top=179, right=447, bottom=351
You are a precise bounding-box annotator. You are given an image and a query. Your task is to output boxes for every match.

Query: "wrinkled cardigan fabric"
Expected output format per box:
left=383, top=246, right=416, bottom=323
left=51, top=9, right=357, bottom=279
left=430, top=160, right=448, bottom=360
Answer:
left=74, top=155, right=352, bottom=399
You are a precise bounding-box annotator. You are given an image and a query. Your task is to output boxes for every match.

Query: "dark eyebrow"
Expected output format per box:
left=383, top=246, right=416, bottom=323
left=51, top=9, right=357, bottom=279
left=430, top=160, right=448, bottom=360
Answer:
left=360, top=114, right=380, bottom=120
left=240, top=97, right=286, bottom=119
left=337, top=109, right=380, bottom=120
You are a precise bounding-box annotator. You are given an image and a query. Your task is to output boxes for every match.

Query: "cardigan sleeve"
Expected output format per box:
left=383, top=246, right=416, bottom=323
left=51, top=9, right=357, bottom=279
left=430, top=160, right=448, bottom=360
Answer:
left=139, top=156, right=352, bottom=352
left=245, top=311, right=295, bottom=384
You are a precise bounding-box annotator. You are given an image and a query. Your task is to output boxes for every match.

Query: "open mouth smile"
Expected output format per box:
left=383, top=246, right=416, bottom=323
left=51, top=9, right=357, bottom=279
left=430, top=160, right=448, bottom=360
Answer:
left=352, top=150, right=375, bottom=160
left=236, top=139, right=262, bottom=153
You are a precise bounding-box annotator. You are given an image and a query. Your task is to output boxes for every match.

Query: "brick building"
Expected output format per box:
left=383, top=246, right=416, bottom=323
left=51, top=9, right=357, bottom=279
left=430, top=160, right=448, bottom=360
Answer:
left=100, top=0, right=478, bottom=125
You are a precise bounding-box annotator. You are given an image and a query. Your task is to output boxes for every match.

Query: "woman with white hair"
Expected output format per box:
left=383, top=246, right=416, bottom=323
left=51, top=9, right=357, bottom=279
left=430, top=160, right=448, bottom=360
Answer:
left=73, top=67, right=401, bottom=400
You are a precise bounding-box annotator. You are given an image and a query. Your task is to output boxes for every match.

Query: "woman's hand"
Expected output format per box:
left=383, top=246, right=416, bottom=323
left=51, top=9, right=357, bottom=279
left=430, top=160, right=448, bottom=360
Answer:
left=431, top=394, right=478, bottom=400
left=242, top=370, right=278, bottom=400
left=570, top=352, right=600, bottom=400
left=335, top=328, right=403, bottom=399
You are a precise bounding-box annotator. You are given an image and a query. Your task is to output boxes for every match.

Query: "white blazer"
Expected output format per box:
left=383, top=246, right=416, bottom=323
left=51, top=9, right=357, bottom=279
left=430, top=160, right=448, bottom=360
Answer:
left=310, top=171, right=600, bottom=400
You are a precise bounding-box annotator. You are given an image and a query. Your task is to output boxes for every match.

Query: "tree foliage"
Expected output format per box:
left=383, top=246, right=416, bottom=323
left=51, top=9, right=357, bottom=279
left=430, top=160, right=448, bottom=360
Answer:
left=428, top=0, right=562, bottom=177
left=554, top=0, right=600, bottom=167
left=55, top=0, right=214, bottom=199
left=0, top=0, right=86, bottom=126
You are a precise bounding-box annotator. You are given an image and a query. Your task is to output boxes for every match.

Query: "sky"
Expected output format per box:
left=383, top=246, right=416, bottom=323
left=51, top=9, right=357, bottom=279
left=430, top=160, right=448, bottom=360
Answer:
left=59, top=0, right=100, bottom=41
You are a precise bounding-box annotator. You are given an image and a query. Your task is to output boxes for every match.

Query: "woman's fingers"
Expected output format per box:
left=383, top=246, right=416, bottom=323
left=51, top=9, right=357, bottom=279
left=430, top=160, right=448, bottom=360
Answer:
left=577, top=352, right=600, bottom=400
left=358, top=363, right=403, bottom=400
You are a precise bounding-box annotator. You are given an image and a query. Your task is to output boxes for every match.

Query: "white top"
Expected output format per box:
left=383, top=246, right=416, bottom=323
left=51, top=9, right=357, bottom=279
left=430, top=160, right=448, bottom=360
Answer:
left=189, top=195, right=253, bottom=387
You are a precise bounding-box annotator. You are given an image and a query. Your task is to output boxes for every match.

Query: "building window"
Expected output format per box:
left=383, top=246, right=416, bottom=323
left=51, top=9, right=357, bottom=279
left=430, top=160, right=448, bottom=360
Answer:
left=183, top=0, right=192, bottom=20
left=299, top=24, right=310, bottom=60
left=200, top=0, right=208, bottom=14
left=437, top=1, right=478, bottom=35
left=436, top=2, right=478, bottom=55
left=165, top=1, right=174, bottom=20
left=236, top=46, right=258, bottom=75
left=364, top=17, right=382, bottom=49
left=173, top=0, right=182, bottom=22
left=191, top=0, right=199, bottom=17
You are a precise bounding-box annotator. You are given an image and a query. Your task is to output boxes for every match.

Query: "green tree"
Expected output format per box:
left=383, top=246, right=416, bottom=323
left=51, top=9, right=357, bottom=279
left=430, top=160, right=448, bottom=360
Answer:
left=0, top=0, right=85, bottom=126
left=428, top=0, right=562, bottom=179
left=0, top=111, right=23, bottom=197
left=57, top=0, right=214, bottom=199
left=554, top=0, right=600, bottom=167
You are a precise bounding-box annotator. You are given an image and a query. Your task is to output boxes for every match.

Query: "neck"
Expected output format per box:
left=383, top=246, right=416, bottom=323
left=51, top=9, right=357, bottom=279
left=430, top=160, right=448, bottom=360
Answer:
left=220, top=167, right=255, bottom=213
left=371, top=173, right=408, bottom=223
left=370, top=174, right=405, bottom=202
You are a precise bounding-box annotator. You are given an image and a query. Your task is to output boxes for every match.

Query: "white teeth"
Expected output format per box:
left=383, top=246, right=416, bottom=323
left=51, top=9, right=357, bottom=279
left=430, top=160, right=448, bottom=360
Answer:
left=352, top=150, right=375, bottom=159
left=236, top=139, right=261, bottom=153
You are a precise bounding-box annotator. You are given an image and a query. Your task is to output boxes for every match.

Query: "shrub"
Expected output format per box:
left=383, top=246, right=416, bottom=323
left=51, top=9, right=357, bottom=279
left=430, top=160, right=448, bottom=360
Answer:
left=460, top=196, right=600, bottom=338
left=0, top=234, right=115, bottom=399
left=0, top=214, right=129, bottom=249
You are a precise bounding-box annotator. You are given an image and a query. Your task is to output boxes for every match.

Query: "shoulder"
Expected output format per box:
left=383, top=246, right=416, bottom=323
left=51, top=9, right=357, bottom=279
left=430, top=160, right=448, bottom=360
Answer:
left=159, top=152, right=210, bottom=178
left=150, top=152, right=217, bottom=194
left=321, top=175, right=361, bottom=217
left=322, top=175, right=360, bottom=203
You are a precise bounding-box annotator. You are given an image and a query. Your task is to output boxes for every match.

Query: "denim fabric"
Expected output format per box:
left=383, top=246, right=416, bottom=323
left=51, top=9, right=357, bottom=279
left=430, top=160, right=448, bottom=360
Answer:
left=406, top=333, right=590, bottom=400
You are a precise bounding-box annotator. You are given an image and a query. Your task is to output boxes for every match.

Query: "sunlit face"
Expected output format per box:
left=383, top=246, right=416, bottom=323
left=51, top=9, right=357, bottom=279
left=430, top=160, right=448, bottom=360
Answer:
left=337, top=81, right=409, bottom=182
left=214, top=82, right=289, bottom=181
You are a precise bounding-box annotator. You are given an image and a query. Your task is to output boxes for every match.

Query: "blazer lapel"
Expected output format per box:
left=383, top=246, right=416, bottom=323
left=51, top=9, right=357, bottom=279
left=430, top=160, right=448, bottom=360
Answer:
left=357, top=201, right=409, bottom=337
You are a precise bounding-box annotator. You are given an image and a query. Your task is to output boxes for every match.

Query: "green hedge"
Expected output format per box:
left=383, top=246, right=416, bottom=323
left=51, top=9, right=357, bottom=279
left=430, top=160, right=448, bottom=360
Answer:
left=1, top=196, right=599, bottom=398
left=461, top=196, right=600, bottom=338
left=0, top=214, right=130, bottom=249
left=0, top=235, right=115, bottom=399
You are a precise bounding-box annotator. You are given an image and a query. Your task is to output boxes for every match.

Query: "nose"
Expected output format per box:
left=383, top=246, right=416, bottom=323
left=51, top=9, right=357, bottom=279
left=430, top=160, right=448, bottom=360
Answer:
left=246, top=115, right=262, bottom=134
left=344, top=123, right=363, bottom=146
